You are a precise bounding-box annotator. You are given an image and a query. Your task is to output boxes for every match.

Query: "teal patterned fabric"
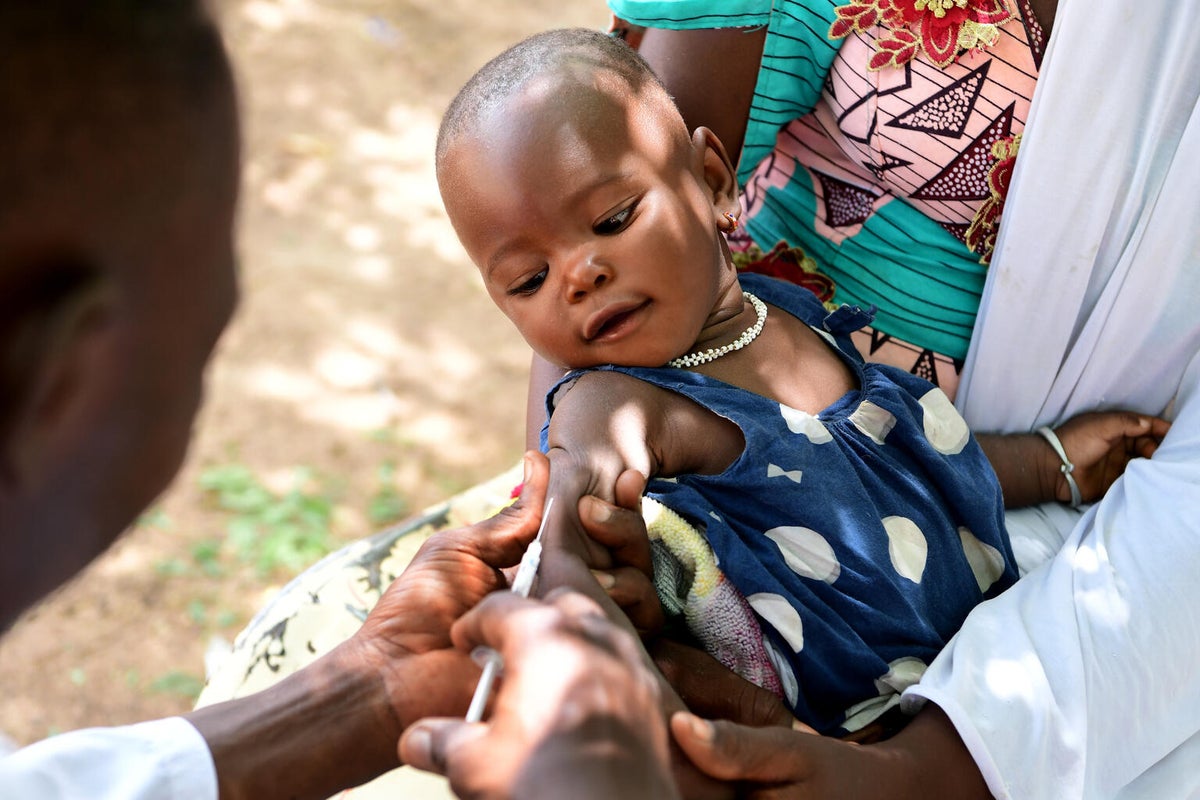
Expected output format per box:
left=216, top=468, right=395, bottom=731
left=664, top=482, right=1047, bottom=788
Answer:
left=607, top=0, right=986, bottom=359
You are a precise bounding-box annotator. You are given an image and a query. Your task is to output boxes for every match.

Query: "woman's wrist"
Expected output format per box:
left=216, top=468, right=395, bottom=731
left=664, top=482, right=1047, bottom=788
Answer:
left=873, top=706, right=991, bottom=800
left=1034, top=425, right=1082, bottom=506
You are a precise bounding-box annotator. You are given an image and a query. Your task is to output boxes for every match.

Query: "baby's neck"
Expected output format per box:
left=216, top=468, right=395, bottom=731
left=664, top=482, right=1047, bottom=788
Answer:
left=682, top=305, right=859, bottom=415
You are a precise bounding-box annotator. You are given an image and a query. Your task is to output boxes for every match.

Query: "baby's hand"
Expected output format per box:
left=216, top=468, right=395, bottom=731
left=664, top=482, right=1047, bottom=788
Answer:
left=1048, top=411, right=1170, bottom=504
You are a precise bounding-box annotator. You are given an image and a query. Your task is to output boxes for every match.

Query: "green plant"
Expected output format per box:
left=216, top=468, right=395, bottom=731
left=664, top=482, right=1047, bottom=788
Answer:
left=136, top=506, right=172, bottom=530
left=367, top=461, right=407, bottom=525
left=191, top=539, right=225, bottom=577
left=150, top=671, right=204, bottom=700
left=187, top=599, right=208, bottom=626
left=198, top=463, right=337, bottom=576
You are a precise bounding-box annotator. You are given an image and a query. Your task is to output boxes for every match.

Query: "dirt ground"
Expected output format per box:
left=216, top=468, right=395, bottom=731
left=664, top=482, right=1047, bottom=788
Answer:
left=0, top=0, right=601, bottom=745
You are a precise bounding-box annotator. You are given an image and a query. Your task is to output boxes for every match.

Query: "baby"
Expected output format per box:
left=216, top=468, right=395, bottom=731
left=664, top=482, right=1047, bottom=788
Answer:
left=436, top=28, right=1166, bottom=734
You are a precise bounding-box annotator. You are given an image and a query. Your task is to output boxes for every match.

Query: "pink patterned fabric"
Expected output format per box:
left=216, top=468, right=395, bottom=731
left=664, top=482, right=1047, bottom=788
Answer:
left=743, top=4, right=1042, bottom=400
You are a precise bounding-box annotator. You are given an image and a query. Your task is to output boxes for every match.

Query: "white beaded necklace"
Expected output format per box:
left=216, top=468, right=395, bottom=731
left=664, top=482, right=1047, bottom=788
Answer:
left=668, top=292, right=768, bottom=369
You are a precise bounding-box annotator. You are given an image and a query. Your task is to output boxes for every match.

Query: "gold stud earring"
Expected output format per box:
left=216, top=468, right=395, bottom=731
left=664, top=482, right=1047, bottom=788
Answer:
left=723, top=212, right=740, bottom=232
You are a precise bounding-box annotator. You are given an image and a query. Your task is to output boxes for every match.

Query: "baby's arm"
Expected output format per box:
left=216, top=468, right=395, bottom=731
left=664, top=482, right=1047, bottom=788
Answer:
left=538, top=370, right=743, bottom=570
left=531, top=370, right=743, bottom=800
left=979, top=411, right=1170, bottom=508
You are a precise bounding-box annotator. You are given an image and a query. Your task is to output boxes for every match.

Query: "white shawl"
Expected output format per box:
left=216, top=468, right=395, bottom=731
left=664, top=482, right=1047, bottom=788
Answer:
left=908, top=3, right=1200, bottom=797
left=956, top=1, right=1200, bottom=430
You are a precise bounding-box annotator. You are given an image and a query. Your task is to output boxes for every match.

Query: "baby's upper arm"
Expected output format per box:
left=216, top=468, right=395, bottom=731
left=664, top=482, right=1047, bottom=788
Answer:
left=548, top=371, right=743, bottom=483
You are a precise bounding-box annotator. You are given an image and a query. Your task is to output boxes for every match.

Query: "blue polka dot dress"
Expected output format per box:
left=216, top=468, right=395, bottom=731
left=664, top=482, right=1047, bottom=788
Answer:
left=545, top=273, right=1017, bottom=734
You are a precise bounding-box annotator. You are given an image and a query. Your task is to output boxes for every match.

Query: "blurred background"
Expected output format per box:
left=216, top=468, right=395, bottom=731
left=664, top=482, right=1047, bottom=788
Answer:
left=0, top=0, right=599, bottom=744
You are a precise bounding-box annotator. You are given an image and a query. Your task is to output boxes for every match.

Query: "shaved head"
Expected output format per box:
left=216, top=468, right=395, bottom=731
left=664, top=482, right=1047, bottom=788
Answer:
left=436, top=28, right=674, bottom=170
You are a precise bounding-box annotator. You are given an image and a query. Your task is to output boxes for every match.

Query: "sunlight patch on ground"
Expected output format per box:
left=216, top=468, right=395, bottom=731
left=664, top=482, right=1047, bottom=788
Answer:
left=344, top=223, right=383, bottom=252
left=352, top=254, right=393, bottom=281
left=346, top=319, right=405, bottom=358
left=315, top=346, right=385, bottom=390
left=240, top=0, right=320, bottom=33
left=245, top=364, right=320, bottom=401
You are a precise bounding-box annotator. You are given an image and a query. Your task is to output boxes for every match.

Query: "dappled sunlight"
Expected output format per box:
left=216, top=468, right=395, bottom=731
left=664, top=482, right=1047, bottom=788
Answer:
left=240, top=0, right=318, bottom=32
left=418, top=330, right=502, bottom=384
left=1069, top=540, right=1101, bottom=573
left=1071, top=540, right=1131, bottom=629
left=343, top=222, right=383, bottom=252
left=351, top=254, right=393, bottom=281
left=345, top=318, right=406, bottom=358
left=244, top=363, right=320, bottom=401
left=314, top=346, right=385, bottom=389
left=261, top=156, right=330, bottom=214
left=984, top=652, right=1041, bottom=704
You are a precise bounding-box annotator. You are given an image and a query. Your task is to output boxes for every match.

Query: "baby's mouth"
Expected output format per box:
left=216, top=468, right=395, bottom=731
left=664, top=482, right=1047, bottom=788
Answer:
left=587, top=300, right=649, bottom=341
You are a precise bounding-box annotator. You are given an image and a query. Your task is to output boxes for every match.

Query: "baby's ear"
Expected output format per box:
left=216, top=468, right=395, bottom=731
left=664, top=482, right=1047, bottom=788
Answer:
left=692, top=127, right=741, bottom=226
left=0, top=255, right=115, bottom=488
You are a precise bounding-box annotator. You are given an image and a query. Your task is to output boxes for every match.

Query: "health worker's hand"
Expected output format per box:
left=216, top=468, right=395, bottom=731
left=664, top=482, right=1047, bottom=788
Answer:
left=400, top=590, right=680, bottom=800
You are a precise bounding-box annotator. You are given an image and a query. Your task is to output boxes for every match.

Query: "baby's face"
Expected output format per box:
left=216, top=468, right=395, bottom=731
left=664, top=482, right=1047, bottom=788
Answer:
left=439, top=72, right=736, bottom=370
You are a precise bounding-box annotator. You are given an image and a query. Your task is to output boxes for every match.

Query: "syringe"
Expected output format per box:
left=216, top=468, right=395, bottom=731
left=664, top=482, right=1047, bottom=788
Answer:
left=464, top=497, right=553, bottom=723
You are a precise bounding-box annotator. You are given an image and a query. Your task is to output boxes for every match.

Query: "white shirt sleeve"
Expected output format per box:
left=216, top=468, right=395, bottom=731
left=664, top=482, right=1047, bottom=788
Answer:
left=904, top=351, right=1200, bottom=799
left=0, top=717, right=217, bottom=800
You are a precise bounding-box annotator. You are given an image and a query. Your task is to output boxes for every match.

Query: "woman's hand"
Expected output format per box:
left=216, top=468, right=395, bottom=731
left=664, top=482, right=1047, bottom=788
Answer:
left=1051, top=411, right=1170, bottom=503
left=671, top=705, right=992, bottom=800
left=980, top=411, right=1171, bottom=508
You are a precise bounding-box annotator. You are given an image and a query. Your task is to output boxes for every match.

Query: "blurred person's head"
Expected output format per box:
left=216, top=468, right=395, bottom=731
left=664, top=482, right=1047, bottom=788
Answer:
left=0, top=0, right=240, bottom=631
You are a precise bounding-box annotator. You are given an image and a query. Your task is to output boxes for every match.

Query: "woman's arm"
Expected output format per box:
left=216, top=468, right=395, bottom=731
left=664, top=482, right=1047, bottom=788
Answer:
left=636, top=27, right=765, bottom=167
left=978, top=411, right=1168, bottom=508
left=671, top=704, right=991, bottom=800
left=525, top=353, right=566, bottom=451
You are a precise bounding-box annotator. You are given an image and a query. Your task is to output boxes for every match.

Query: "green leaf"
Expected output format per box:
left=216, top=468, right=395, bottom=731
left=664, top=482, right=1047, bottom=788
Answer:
left=150, top=671, right=205, bottom=699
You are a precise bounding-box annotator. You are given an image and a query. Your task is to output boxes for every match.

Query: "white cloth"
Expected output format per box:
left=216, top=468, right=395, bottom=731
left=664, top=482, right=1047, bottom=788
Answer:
left=906, top=1, right=1200, bottom=798
left=0, top=717, right=217, bottom=800
left=955, top=1, right=1200, bottom=429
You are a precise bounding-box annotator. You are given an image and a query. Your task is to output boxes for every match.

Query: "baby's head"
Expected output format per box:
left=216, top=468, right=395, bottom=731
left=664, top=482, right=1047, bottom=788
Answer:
left=0, top=0, right=240, bottom=629
left=437, top=28, right=742, bottom=370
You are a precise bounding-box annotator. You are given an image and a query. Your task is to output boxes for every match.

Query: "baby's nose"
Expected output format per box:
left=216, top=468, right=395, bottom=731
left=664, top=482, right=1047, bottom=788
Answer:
left=565, top=256, right=613, bottom=302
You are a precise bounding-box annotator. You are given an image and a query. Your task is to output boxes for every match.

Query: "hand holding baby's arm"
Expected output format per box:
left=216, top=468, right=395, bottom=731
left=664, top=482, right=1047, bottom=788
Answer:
left=542, top=370, right=744, bottom=566
left=542, top=371, right=662, bottom=571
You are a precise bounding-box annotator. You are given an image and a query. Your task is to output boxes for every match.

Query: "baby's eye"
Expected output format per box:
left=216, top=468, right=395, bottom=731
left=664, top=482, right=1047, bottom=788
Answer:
left=509, top=268, right=547, bottom=296
left=594, top=203, right=636, bottom=235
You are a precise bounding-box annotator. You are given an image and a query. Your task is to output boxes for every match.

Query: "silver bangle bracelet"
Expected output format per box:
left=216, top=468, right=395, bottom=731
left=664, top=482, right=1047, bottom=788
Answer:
left=1035, top=425, right=1083, bottom=508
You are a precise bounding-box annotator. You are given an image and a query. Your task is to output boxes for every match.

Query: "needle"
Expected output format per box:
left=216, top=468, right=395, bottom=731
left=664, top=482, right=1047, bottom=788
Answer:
left=464, top=497, right=553, bottom=723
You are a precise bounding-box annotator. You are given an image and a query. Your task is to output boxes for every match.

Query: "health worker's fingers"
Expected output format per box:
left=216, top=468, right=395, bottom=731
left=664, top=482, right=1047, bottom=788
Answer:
left=400, top=718, right=487, bottom=776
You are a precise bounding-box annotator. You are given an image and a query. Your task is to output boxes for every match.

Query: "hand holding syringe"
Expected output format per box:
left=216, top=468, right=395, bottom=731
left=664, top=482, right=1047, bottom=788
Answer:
left=464, top=497, right=553, bottom=722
